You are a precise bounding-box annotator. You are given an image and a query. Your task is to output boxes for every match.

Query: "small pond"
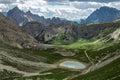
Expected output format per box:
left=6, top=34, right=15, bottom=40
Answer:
left=59, top=61, right=86, bottom=69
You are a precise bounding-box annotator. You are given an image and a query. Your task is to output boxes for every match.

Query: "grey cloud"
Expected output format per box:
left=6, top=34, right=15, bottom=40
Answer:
left=0, top=0, right=19, bottom=3
left=71, top=2, right=104, bottom=9
left=69, top=0, right=120, bottom=3
left=45, top=0, right=68, bottom=2
left=45, top=0, right=120, bottom=3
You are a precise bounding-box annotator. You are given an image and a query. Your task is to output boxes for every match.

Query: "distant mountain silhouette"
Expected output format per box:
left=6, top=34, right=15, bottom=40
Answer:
left=81, top=6, right=120, bottom=23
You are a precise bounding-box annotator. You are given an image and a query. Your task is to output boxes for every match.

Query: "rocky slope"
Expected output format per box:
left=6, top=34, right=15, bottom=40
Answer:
left=0, top=12, right=53, bottom=49
left=7, top=7, right=63, bottom=26
left=0, top=46, right=56, bottom=79
left=0, top=13, right=58, bottom=79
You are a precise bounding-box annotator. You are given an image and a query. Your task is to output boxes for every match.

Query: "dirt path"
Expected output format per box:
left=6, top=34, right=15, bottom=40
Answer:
left=84, top=50, right=94, bottom=65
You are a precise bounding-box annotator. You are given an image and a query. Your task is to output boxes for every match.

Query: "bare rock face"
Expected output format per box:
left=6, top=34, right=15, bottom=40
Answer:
left=23, top=22, right=45, bottom=37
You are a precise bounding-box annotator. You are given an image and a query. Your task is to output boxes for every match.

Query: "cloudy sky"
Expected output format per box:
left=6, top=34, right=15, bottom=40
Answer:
left=0, top=0, right=120, bottom=20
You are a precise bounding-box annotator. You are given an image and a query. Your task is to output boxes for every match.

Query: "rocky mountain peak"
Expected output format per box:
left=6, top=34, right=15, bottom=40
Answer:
left=10, top=6, right=23, bottom=14
left=13, top=6, right=19, bottom=10
left=81, top=6, right=120, bottom=23
left=26, top=10, right=32, bottom=15
left=99, top=6, right=119, bottom=12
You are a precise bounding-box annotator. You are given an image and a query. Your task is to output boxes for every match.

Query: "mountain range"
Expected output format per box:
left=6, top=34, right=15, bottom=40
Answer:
left=7, top=7, right=64, bottom=26
left=6, top=6, right=120, bottom=26
left=6, top=6, right=120, bottom=44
